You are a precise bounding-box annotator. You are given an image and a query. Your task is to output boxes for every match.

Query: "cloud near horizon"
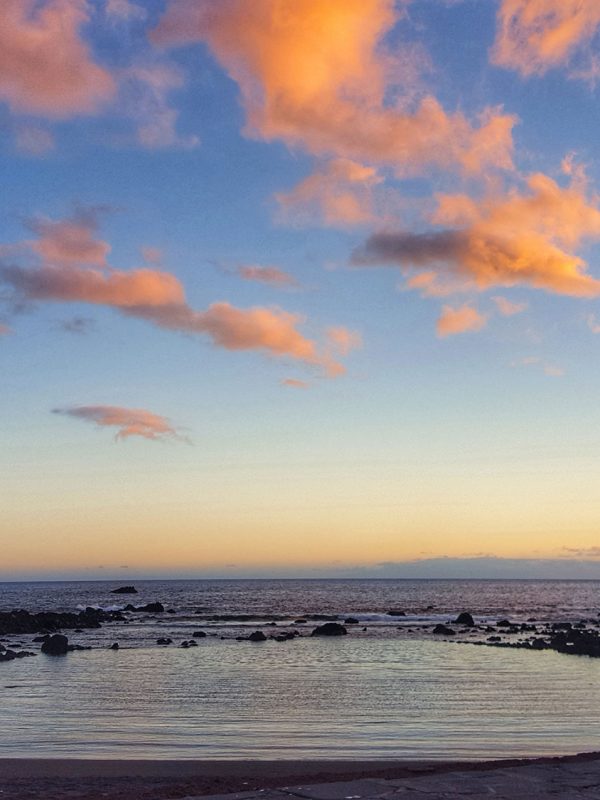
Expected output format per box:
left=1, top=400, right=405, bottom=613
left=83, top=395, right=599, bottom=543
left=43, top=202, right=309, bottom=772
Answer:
left=492, top=0, right=600, bottom=77
left=353, top=172, right=600, bottom=298
left=1, top=211, right=350, bottom=376
left=0, top=0, right=115, bottom=118
left=152, top=0, right=515, bottom=176
left=53, top=405, right=185, bottom=441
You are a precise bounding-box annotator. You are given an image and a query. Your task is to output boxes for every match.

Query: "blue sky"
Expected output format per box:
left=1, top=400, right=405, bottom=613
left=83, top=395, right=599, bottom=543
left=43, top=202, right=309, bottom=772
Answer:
left=2, top=0, right=600, bottom=579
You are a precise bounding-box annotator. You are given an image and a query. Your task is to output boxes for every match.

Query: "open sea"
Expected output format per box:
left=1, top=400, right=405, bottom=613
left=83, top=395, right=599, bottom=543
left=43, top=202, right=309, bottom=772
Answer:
left=0, top=579, right=599, bottom=760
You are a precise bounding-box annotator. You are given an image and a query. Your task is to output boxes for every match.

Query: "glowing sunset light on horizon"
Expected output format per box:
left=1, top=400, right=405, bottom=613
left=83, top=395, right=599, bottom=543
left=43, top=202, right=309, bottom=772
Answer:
left=2, top=0, right=600, bottom=579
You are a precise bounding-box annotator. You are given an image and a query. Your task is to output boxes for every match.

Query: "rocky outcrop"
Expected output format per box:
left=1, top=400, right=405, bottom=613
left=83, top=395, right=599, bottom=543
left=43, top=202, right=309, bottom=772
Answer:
left=111, top=586, right=137, bottom=594
left=0, top=607, right=123, bottom=637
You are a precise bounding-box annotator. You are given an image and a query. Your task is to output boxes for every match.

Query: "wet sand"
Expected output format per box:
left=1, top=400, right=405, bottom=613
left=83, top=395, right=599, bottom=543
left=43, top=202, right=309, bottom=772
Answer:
left=1, top=753, right=599, bottom=799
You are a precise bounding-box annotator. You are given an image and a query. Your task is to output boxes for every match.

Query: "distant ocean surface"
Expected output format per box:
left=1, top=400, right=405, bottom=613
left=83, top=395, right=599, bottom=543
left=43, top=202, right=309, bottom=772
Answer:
left=1, top=579, right=599, bottom=760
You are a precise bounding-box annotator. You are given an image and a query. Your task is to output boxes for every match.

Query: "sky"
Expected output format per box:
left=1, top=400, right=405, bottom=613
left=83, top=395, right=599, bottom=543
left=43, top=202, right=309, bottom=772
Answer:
left=3, top=0, right=600, bottom=580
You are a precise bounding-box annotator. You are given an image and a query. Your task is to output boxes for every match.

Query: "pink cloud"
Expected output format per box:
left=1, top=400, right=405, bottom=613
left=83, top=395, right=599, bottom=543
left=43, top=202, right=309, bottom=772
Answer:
left=0, top=0, right=115, bottom=118
left=53, top=405, right=185, bottom=441
left=0, top=323, right=12, bottom=336
left=238, top=265, right=298, bottom=288
left=436, top=305, right=487, bottom=338
left=1, top=212, right=347, bottom=376
left=492, top=0, right=600, bottom=77
left=152, top=0, right=515, bottom=176
left=28, top=210, right=111, bottom=267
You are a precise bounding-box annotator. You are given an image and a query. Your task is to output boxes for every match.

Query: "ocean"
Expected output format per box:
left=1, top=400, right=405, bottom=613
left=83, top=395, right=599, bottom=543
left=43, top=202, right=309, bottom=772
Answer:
left=1, top=579, right=599, bottom=759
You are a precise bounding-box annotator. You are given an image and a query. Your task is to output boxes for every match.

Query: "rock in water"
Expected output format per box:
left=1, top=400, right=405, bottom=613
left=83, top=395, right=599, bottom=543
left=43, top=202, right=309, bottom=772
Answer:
left=192, top=630, right=206, bottom=638
left=454, top=612, right=475, bottom=626
left=109, top=642, right=119, bottom=650
left=248, top=631, right=267, bottom=642
left=311, top=623, right=348, bottom=636
left=132, top=602, right=164, bottom=613
left=111, top=586, right=138, bottom=594
left=41, top=634, right=69, bottom=655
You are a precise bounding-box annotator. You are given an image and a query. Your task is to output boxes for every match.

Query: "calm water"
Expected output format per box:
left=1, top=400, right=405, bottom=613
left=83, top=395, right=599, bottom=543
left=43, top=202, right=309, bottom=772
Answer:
left=1, top=579, right=599, bottom=759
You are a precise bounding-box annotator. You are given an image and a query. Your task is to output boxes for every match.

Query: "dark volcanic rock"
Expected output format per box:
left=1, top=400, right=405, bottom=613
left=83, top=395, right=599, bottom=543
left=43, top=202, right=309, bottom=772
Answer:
left=433, top=624, right=455, bottom=636
left=311, top=622, right=347, bottom=637
left=496, top=619, right=513, bottom=627
left=41, top=634, right=69, bottom=655
left=387, top=609, right=406, bottom=616
left=111, top=586, right=138, bottom=594
left=248, top=631, right=267, bottom=642
left=109, top=642, right=119, bottom=650
left=344, top=617, right=360, bottom=624
left=156, top=637, right=172, bottom=645
left=454, top=612, right=475, bottom=626
left=192, top=630, right=206, bottom=638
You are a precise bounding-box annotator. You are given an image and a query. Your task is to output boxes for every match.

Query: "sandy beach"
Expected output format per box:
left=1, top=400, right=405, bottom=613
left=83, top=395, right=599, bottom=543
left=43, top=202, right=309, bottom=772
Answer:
left=1, top=753, right=599, bottom=799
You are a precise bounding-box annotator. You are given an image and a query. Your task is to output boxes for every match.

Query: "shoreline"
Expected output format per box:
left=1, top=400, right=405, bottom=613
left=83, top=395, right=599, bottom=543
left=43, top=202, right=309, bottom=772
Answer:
left=1, top=753, right=599, bottom=799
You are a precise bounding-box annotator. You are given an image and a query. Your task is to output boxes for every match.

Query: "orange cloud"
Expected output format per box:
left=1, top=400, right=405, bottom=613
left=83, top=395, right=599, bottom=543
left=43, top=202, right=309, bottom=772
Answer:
left=152, top=0, right=515, bottom=175
left=354, top=173, right=600, bottom=298
left=0, top=0, right=115, bottom=118
left=238, top=265, right=298, bottom=288
left=0, top=323, right=12, bottom=335
left=436, top=304, right=487, bottom=338
left=276, top=159, right=382, bottom=226
left=492, top=295, right=528, bottom=316
left=491, top=0, right=600, bottom=77
left=53, top=405, right=184, bottom=441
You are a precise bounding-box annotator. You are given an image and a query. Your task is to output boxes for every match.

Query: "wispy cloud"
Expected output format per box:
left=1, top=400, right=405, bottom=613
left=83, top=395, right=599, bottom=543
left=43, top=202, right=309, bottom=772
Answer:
left=492, top=295, right=528, bottom=316
left=53, top=404, right=187, bottom=442
left=436, top=304, right=487, bottom=338
left=1, top=210, right=349, bottom=376
left=492, top=0, right=600, bottom=78
left=237, top=265, right=299, bottom=288
left=276, top=159, right=382, bottom=227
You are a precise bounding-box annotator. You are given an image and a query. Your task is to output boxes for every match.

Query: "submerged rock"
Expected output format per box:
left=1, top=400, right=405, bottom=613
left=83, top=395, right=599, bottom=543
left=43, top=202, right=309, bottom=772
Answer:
left=311, top=622, right=347, bottom=637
